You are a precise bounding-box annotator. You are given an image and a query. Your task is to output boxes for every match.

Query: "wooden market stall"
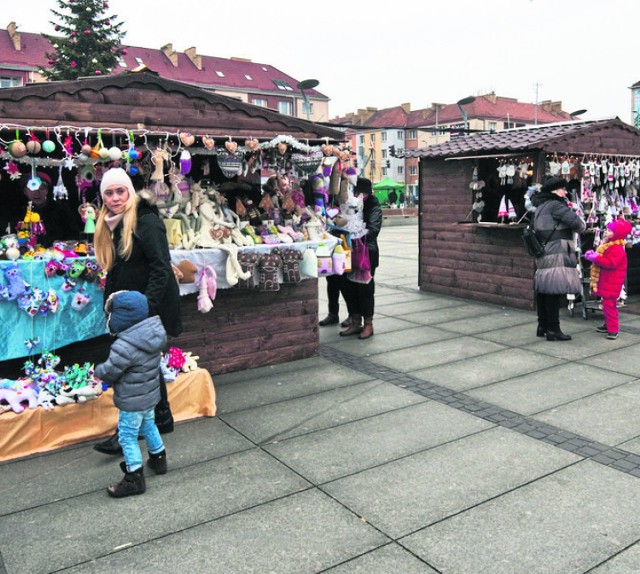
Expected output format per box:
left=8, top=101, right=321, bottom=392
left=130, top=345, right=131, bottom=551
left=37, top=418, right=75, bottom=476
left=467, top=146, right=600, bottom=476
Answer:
left=404, top=118, right=640, bottom=310
left=0, top=70, right=345, bottom=379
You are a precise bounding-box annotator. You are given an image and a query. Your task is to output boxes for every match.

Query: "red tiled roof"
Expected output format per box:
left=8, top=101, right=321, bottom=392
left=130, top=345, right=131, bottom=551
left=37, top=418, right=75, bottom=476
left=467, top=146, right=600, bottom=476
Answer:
left=403, top=118, right=638, bottom=158
left=0, top=28, right=326, bottom=100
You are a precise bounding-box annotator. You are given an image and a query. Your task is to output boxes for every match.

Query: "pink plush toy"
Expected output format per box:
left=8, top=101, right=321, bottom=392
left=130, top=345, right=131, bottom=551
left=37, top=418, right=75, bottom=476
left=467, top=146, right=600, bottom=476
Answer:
left=0, top=386, right=38, bottom=414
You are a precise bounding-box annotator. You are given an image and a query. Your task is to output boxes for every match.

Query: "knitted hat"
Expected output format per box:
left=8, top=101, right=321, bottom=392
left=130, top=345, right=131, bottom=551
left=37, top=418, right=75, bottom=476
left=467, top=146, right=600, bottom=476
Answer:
left=100, top=168, right=135, bottom=198
left=354, top=177, right=373, bottom=195
left=606, top=218, right=632, bottom=241
left=541, top=177, right=567, bottom=194
left=107, top=290, right=148, bottom=334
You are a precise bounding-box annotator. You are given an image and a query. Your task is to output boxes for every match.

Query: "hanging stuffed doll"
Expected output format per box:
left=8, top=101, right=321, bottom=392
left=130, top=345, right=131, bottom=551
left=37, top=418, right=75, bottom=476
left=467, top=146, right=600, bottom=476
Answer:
left=311, top=173, right=329, bottom=216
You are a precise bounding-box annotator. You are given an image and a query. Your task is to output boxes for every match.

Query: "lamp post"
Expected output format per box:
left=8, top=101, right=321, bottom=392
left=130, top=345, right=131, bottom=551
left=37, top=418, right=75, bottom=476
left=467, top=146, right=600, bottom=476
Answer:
left=296, top=78, right=319, bottom=121
left=456, top=96, right=476, bottom=133
left=569, top=109, right=587, bottom=120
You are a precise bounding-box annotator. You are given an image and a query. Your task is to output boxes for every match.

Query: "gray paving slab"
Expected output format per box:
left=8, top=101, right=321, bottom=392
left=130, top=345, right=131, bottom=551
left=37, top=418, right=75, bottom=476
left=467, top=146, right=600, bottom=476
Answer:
left=215, top=360, right=373, bottom=414
left=478, top=315, right=592, bottom=347
left=62, top=489, right=389, bottom=574
left=219, top=380, right=426, bottom=444
left=440, top=308, right=533, bottom=334
left=378, top=298, right=466, bottom=316
left=213, top=355, right=328, bottom=385
left=465, top=362, right=636, bottom=416
left=589, top=541, right=640, bottom=573
left=324, top=427, right=579, bottom=539
left=410, top=348, right=565, bottom=391
left=326, top=325, right=458, bottom=357
left=533, top=379, right=640, bottom=445
left=580, top=342, right=640, bottom=377
left=371, top=336, right=507, bottom=372
left=374, top=290, right=434, bottom=306
left=263, top=401, right=492, bottom=484
left=400, top=461, right=640, bottom=574
left=394, top=302, right=495, bottom=324
left=1, top=417, right=252, bottom=515
left=1, top=449, right=311, bottom=574
left=323, top=543, right=438, bottom=573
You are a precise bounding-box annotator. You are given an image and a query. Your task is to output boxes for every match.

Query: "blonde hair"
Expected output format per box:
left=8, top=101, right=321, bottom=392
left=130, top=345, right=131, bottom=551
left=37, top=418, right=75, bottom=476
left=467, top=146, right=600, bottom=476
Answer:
left=94, top=193, right=139, bottom=271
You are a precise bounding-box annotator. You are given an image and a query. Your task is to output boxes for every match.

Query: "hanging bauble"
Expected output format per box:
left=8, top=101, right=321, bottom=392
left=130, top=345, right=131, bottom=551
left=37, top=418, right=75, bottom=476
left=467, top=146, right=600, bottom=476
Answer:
left=179, top=133, right=195, bottom=147
left=126, top=145, right=140, bottom=161
left=202, top=136, right=215, bottom=150
left=98, top=147, right=110, bottom=160
left=6, top=247, right=20, bottom=261
left=8, top=140, right=27, bottom=158
left=26, top=138, right=42, bottom=155
left=225, top=140, right=238, bottom=153
left=81, top=143, right=92, bottom=156
left=95, top=70, right=102, bottom=75
left=42, top=140, right=56, bottom=154
left=108, top=146, right=123, bottom=161
left=179, top=150, right=192, bottom=175
left=245, top=138, right=260, bottom=152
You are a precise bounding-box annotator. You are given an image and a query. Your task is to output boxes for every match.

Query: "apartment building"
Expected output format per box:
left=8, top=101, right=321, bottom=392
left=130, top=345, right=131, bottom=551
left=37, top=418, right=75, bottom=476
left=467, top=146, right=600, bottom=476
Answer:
left=0, top=22, right=329, bottom=121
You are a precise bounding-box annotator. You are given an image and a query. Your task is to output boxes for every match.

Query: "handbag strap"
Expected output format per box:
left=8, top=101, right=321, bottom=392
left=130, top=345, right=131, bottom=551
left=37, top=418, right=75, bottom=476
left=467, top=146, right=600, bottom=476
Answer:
left=540, top=220, right=561, bottom=247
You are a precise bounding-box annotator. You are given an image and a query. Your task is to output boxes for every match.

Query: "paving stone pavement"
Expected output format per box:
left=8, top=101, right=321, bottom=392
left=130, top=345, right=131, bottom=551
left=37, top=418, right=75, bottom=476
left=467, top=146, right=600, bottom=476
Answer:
left=3, top=223, right=640, bottom=573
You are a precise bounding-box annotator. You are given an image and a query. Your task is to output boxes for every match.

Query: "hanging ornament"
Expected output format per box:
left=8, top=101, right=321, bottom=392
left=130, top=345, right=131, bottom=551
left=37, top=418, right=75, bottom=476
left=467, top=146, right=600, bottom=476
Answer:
left=498, top=195, right=508, bottom=223
left=63, top=132, right=74, bottom=156
left=53, top=165, right=69, bottom=201
left=3, top=161, right=21, bottom=181
left=179, top=150, right=192, bottom=175
left=42, top=129, right=56, bottom=154
left=225, top=139, right=238, bottom=153
left=244, top=138, right=260, bottom=152
left=202, top=136, right=215, bottom=150
left=26, top=133, right=41, bottom=155
left=108, top=146, right=123, bottom=161
left=26, top=160, right=42, bottom=191
left=8, top=131, right=27, bottom=158
left=179, top=132, right=195, bottom=147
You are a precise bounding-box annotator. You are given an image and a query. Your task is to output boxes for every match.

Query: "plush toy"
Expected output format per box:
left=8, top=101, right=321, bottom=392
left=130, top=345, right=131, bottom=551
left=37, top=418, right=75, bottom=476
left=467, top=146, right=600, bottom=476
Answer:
left=197, top=265, right=217, bottom=313
left=71, top=289, right=91, bottom=311
left=3, top=265, right=28, bottom=300
left=273, top=247, right=303, bottom=283
left=0, top=386, right=38, bottom=414
left=236, top=252, right=261, bottom=288
left=63, top=259, right=86, bottom=291
left=176, top=259, right=198, bottom=284
left=181, top=352, right=199, bottom=372
left=311, top=173, right=329, bottom=216
left=82, top=260, right=100, bottom=282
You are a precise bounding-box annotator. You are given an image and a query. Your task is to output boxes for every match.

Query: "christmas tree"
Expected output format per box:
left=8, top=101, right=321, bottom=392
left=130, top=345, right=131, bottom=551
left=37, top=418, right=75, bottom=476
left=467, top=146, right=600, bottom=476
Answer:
left=42, top=0, right=126, bottom=81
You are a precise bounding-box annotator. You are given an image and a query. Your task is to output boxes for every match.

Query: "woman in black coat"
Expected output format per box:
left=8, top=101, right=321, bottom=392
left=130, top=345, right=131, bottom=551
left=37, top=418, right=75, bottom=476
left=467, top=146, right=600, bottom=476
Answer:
left=339, top=177, right=383, bottom=339
left=93, top=168, right=182, bottom=455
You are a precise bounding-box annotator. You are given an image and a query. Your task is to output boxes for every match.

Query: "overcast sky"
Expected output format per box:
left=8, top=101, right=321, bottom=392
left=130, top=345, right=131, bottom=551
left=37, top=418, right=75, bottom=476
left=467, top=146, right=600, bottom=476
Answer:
left=4, top=0, right=638, bottom=124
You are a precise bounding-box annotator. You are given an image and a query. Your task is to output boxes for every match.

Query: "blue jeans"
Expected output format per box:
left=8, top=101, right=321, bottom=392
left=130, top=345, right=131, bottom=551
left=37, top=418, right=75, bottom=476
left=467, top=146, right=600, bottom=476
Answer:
left=118, top=408, right=164, bottom=472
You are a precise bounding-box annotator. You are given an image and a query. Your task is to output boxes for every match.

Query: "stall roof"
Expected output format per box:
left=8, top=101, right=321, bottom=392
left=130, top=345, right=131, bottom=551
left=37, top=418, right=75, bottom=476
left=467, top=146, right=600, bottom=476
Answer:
left=0, top=70, right=345, bottom=143
left=403, top=118, right=640, bottom=159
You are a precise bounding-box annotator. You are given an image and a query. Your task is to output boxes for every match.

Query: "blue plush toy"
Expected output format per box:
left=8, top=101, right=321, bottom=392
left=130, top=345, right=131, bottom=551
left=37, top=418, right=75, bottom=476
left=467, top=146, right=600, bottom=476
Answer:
left=3, top=265, right=28, bottom=301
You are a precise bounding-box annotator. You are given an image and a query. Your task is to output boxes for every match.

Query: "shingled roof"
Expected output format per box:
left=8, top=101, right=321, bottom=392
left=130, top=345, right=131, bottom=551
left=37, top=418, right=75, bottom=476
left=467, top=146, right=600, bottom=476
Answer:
left=0, top=71, right=344, bottom=142
left=403, top=118, right=640, bottom=158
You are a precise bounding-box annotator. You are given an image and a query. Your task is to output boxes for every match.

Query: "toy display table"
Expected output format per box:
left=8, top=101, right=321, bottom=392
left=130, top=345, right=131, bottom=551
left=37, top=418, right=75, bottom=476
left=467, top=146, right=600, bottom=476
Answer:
left=0, top=368, right=216, bottom=462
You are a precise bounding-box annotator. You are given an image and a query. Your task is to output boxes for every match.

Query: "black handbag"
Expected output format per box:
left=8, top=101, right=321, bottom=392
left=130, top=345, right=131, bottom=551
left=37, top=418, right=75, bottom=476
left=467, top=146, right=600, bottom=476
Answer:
left=522, top=220, right=559, bottom=257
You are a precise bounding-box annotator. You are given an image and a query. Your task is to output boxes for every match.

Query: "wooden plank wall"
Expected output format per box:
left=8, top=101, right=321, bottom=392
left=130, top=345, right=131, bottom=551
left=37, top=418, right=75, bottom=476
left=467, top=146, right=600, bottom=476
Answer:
left=419, top=158, right=537, bottom=310
left=0, top=280, right=319, bottom=379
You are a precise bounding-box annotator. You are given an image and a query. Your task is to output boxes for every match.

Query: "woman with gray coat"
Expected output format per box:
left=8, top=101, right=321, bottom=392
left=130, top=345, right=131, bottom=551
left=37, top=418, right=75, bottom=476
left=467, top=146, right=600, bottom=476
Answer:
left=531, top=177, right=586, bottom=341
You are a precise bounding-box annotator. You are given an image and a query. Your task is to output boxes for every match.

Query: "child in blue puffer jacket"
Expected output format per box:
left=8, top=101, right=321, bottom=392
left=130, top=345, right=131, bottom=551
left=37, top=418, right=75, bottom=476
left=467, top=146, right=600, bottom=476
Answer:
left=95, top=290, right=168, bottom=498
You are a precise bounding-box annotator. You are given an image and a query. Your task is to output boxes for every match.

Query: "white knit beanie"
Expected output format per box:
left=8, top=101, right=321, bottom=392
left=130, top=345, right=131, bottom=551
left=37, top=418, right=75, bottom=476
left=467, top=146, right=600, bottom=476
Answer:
left=100, top=167, right=135, bottom=198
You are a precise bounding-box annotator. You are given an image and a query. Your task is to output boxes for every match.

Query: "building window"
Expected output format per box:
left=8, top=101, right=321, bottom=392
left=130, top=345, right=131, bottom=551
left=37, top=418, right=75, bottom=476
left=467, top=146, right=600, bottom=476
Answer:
left=245, top=74, right=252, bottom=80
left=382, top=167, right=388, bottom=176
left=382, top=149, right=387, bottom=159
left=409, top=129, right=417, bottom=139
left=488, top=121, right=497, bottom=131
left=397, top=166, right=404, bottom=175
left=117, top=57, right=128, bottom=68
left=135, top=57, right=144, bottom=66
left=302, top=101, right=313, bottom=115
left=381, top=132, right=387, bottom=142
left=278, top=101, right=293, bottom=115
left=397, top=131, right=404, bottom=139
left=0, top=76, right=22, bottom=88
left=409, top=165, right=417, bottom=176
left=359, top=135, right=364, bottom=144
left=252, top=98, right=267, bottom=107
left=273, top=79, right=293, bottom=91
left=215, top=70, right=225, bottom=78
left=370, top=133, right=376, bottom=142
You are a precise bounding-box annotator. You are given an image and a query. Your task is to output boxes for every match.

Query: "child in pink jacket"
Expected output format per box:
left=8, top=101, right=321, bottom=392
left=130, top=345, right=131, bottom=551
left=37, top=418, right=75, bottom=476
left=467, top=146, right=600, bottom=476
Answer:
left=584, top=218, right=632, bottom=339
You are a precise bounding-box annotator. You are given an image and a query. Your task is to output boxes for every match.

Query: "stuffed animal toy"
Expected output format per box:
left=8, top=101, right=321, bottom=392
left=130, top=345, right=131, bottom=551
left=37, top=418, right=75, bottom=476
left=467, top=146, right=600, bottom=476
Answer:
left=0, top=385, right=38, bottom=413
left=181, top=352, right=199, bottom=372
left=63, top=259, right=86, bottom=291
left=311, top=173, right=329, bottom=216
left=3, top=265, right=28, bottom=301
left=71, top=289, right=91, bottom=311
left=176, top=259, right=198, bottom=284
left=197, top=265, right=217, bottom=313
left=82, top=260, right=100, bottom=282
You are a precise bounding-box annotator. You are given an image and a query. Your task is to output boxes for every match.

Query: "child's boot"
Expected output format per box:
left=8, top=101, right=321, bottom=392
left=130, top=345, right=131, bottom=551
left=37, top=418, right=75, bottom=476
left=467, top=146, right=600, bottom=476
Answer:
left=147, top=449, right=168, bottom=475
left=107, top=461, right=146, bottom=498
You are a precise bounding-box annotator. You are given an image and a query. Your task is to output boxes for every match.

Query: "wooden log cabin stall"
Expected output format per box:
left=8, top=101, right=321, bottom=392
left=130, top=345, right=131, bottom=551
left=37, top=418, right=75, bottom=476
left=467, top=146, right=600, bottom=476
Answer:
left=402, top=118, right=640, bottom=310
left=0, top=70, right=345, bottom=380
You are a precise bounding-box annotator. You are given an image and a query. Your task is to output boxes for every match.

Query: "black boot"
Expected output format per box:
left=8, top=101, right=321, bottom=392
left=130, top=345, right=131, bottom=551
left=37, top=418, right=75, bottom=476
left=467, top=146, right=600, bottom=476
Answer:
left=319, top=313, right=339, bottom=326
left=93, top=432, right=122, bottom=455
left=536, top=326, right=546, bottom=337
left=546, top=330, right=572, bottom=341
left=147, top=449, right=168, bottom=475
left=107, top=461, right=146, bottom=498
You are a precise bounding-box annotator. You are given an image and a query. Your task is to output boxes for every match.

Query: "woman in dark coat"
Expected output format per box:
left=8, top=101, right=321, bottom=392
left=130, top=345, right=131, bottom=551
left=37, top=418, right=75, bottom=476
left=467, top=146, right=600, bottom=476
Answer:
left=531, top=177, right=586, bottom=341
left=339, top=177, right=383, bottom=339
left=93, top=168, right=182, bottom=454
